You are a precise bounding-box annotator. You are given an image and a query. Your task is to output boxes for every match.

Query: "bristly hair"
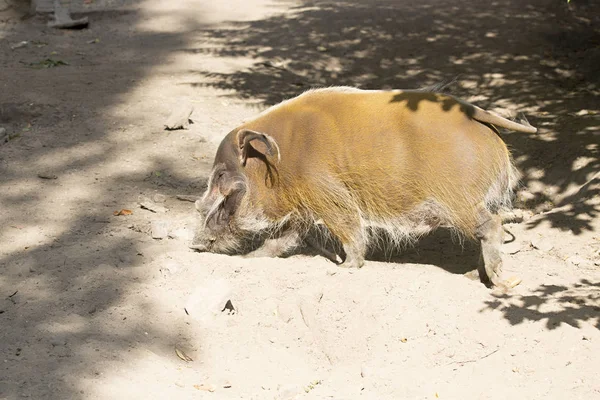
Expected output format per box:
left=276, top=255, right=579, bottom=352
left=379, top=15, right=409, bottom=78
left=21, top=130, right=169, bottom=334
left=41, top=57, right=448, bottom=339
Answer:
left=416, top=76, right=461, bottom=94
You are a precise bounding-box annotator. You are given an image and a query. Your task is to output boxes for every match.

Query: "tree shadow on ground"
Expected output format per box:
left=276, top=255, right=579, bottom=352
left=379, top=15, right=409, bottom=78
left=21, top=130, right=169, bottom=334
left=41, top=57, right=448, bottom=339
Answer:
left=0, top=3, right=219, bottom=399
left=180, top=0, right=600, bottom=234
left=482, top=279, right=600, bottom=330
left=0, top=0, right=599, bottom=397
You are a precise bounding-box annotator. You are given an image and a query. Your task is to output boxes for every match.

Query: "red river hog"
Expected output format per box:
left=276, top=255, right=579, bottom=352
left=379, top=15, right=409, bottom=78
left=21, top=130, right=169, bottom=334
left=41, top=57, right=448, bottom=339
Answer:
left=191, top=87, right=536, bottom=288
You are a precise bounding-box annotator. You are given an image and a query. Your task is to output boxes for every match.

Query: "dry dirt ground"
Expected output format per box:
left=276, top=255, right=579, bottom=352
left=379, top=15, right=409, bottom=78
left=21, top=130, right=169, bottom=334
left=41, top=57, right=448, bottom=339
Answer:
left=1, top=0, right=600, bottom=399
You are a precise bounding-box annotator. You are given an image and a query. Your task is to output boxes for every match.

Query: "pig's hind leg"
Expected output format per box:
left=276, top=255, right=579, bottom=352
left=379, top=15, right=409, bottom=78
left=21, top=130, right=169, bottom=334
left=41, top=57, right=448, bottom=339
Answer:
left=474, top=208, right=508, bottom=289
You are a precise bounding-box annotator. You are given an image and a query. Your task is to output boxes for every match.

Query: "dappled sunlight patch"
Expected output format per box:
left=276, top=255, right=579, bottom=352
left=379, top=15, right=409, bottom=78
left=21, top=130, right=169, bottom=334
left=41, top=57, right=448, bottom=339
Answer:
left=135, top=0, right=300, bottom=33
left=0, top=226, right=52, bottom=254
left=38, top=313, right=90, bottom=336
left=572, top=156, right=597, bottom=171
left=581, top=125, right=599, bottom=133
left=80, top=347, right=195, bottom=399
left=425, top=34, right=452, bottom=43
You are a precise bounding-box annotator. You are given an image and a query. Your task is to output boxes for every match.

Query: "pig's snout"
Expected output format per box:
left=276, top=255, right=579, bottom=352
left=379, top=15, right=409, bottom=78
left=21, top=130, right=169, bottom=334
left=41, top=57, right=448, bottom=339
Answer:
left=190, top=230, right=216, bottom=252
left=189, top=242, right=208, bottom=252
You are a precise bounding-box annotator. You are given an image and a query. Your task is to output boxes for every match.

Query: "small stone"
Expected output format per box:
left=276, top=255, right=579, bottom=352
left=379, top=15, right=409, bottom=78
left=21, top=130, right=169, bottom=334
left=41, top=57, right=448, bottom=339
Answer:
left=47, top=3, right=89, bottom=29
left=504, top=276, right=522, bottom=288
left=152, top=193, right=167, bottom=203
left=360, top=365, right=370, bottom=378
left=50, top=336, right=67, bottom=346
left=164, top=101, right=194, bottom=130
left=0, top=127, right=7, bottom=142
left=185, top=279, right=233, bottom=320
left=159, top=260, right=179, bottom=277
left=326, top=268, right=337, bottom=276
left=193, top=383, right=216, bottom=392
left=10, top=41, right=29, bottom=50
left=151, top=220, right=169, bottom=239
left=139, top=196, right=168, bottom=213
left=566, top=256, right=593, bottom=268
left=531, top=237, right=553, bottom=252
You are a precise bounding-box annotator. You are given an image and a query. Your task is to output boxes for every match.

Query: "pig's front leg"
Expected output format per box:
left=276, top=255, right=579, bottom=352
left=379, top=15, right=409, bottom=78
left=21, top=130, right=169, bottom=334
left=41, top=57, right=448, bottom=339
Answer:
left=243, top=230, right=302, bottom=259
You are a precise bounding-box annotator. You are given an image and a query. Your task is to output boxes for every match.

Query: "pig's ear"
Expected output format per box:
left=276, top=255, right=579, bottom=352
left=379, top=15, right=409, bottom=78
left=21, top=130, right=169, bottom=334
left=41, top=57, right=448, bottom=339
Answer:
left=236, top=129, right=281, bottom=166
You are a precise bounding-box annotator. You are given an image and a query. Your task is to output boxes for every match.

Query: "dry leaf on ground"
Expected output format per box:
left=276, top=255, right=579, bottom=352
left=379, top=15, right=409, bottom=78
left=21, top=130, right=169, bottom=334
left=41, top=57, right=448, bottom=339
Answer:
left=113, top=209, right=133, bottom=216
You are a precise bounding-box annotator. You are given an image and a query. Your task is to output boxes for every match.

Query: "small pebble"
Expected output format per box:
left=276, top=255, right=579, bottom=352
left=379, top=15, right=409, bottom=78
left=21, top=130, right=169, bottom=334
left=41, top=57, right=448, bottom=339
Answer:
left=159, top=261, right=180, bottom=277
left=153, top=193, right=167, bottom=203
left=360, top=365, right=369, bottom=378
left=50, top=336, right=67, bottom=347
left=566, top=255, right=593, bottom=268
left=193, top=383, right=215, bottom=392
left=531, top=237, right=553, bottom=252
left=504, top=276, right=522, bottom=288
left=185, top=279, right=233, bottom=320
left=164, top=102, right=194, bottom=130
left=139, top=197, right=168, bottom=213
left=151, top=220, right=169, bottom=239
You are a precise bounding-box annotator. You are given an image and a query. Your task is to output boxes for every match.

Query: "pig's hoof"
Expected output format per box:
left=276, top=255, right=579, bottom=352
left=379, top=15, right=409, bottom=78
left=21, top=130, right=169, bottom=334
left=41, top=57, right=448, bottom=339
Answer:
left=492, top=276, right=522, bottom=292
left=484, top=274, right=521, bottom=293
left=464, top=269, right=520, bottom=291
left=464, top=270, right=480, bottom=281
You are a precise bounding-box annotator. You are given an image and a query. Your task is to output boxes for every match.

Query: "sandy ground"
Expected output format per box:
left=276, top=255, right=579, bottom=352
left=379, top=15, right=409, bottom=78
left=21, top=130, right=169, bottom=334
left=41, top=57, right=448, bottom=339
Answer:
left=1, top=0, right=599, bottom=399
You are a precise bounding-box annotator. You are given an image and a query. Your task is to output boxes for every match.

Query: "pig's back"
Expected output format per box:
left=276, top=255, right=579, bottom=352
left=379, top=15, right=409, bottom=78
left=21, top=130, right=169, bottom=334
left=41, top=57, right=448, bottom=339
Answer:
left=242, top=89, right=513, bottom=230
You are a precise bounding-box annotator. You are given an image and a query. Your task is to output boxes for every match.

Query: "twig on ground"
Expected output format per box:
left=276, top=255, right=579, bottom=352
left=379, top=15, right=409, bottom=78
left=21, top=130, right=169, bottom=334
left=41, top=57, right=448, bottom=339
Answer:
left=446, top=348, right=500, bottom=366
